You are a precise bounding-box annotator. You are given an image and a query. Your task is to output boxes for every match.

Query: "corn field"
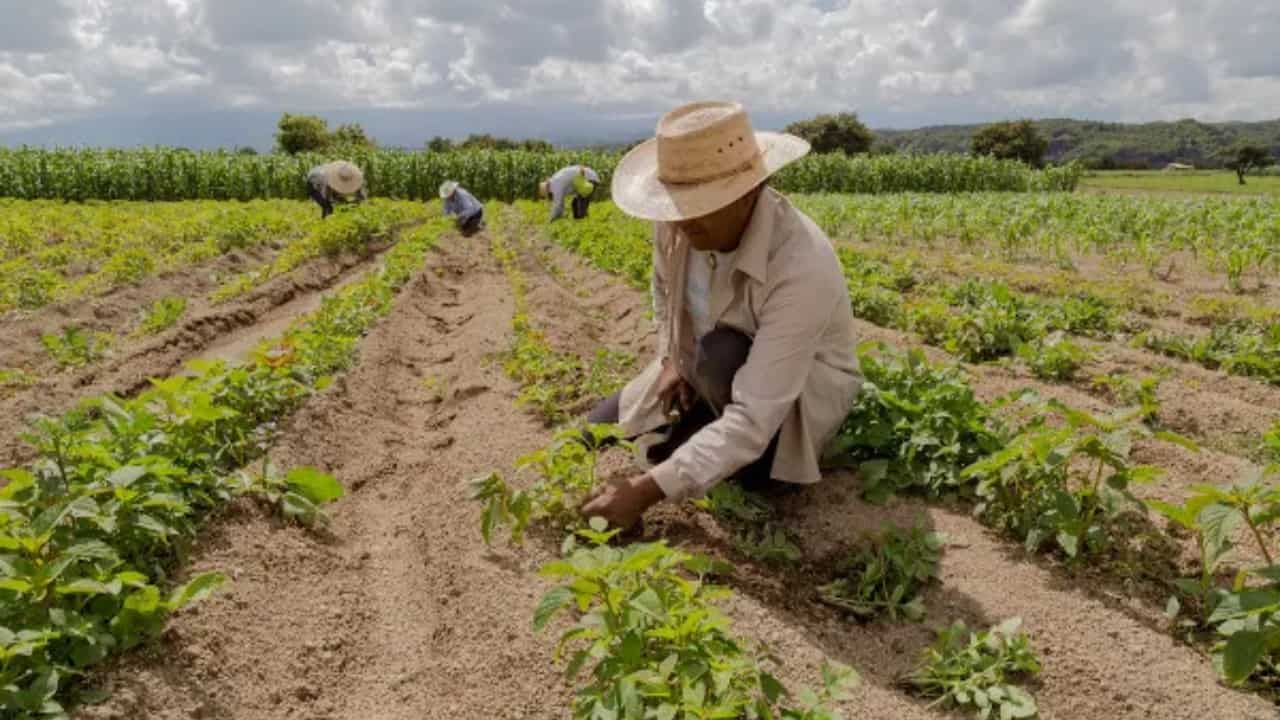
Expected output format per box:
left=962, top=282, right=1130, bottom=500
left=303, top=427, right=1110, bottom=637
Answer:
left=0, top=147, right=1080, bottom=202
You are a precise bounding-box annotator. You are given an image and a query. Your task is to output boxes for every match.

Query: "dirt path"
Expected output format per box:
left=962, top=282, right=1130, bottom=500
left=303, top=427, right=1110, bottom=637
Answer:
left=0, top=240, right=396, bottom=466
left=77, top=222, right=1273, bottom=719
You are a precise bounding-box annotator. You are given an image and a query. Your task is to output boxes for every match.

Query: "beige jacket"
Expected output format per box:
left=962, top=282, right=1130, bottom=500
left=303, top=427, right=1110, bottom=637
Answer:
left=618, top=188, right=861, bottom=501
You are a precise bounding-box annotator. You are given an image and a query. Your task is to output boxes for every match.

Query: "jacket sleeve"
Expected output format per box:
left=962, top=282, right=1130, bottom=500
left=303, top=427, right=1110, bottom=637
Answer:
left=648, top=252, right=839, bottom=501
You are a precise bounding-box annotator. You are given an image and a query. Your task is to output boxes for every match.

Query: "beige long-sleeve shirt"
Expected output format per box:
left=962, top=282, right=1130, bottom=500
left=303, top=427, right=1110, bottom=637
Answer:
left=617, top=187, right=862, bottom=501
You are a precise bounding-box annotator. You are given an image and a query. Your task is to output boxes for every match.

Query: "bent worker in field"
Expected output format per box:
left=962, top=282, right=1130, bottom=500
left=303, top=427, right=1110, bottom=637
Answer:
left=541, top=164, right=601, bottom=222
left=581, top=100, right=861, bottom=530
left=439, top=180, right=485, bottom=237
left=306, top=160, right=367, bottom=219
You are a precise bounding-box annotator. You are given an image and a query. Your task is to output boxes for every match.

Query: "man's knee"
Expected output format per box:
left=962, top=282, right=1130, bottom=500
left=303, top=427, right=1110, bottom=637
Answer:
left=694, top=327, right=752, bottom=412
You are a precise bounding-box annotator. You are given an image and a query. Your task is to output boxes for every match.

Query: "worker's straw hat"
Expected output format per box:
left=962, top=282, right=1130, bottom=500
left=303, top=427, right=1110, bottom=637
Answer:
left=438, top=180, right=459, bottom=199
left=537, top=180, right=550, bottom=199
left=326, top=161, right=364, bottom=195
left=611, top=101, right=809, bottom=222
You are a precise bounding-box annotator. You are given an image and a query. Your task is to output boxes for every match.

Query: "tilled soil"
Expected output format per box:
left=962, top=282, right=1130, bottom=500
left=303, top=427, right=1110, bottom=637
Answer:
left=76, top=223, right=1273, bottom=719
left=0, top=240, right=396, bottom=467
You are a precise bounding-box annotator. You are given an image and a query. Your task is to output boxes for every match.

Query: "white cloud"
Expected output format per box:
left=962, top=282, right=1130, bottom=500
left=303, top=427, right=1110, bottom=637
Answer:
left=1, top=0, right=1278, bottom=143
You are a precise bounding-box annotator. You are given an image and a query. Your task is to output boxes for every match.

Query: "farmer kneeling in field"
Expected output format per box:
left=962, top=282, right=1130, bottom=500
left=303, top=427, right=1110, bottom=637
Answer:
left=439, top=180, right=485, bottom=236
left=581, top=100, right=861, bottom=530
left=306, top=160, right=367, bottom=219
left=541, top=164, right=601, bottom=222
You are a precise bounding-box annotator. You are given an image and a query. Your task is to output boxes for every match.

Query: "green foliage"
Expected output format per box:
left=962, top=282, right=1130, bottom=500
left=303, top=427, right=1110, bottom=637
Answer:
left=536, top=520, right=857, bottom=720
left=468, top=425, right=629, bottom=545
left=275, top=113, right=332, bottom=155
left=237, top=464, right=345, bottom=528
left=1090, top=371, right=1166, bottom=426
left=695, top=483, right=803, bottom=567
left=964, top=399, right=1190, bottom=560
left=1142, top=324, right=1280, bottom=385
left=0, top=149, right=1078, bottom=202
left=1223, top=143, right=1275, bottom=185
left=971, top=120, right=1049, bottom=168
left=41, top=327, right=113, bottom=369
left=784, top=113, right=875, bottom=155
left=827, top=343, right=1005, bottom=503
left=903, top=618, right=1041, bottom=719
left=818, top=523, right=945, bottom=622
left=0, top=199, right=321, bottom=313
left=131, top=297, right=187, bottom=337
left=1017, top=333, right=1091, bottom=381
left=0, top=208, right=448, bottom=713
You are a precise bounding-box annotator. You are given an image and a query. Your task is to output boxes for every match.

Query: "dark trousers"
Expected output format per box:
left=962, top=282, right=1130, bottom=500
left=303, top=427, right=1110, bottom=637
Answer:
left=571, top=195, right=591, bottom=220
left=308, top=186, right=334, bottom=219
left=587, top=327, right=781, bottom=492
left=458, top=210, right=484, bottom=237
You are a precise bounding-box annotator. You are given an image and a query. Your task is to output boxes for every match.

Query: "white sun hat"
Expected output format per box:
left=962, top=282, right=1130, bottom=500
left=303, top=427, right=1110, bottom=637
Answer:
left=611, top=101, right=809, bottom=222
left=439, top=180, right=459, bottom=199
left=325, top=160, right=364, bottom=195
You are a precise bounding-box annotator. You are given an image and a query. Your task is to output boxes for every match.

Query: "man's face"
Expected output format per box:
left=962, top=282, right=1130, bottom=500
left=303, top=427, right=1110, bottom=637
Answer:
left=675, top=187, right=761, bottom=251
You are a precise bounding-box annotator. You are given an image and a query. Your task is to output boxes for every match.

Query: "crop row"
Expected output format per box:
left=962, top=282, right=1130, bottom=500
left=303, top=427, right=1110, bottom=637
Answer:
left=209, top=200, right=429, bottom=304
left=523, top=203, right=1280, bottom=693
left=793, top=192, right=1280, bottom=291
left=0, top=200, right=320, bottom=314
left=0, top=147, right=1079, bottom=202
left=0, top=216, right=449, bottom=717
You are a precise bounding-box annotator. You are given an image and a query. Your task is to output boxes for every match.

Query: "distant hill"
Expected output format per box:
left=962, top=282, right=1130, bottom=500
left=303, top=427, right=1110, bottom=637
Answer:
left=876, top=118, right=1280, bottom=169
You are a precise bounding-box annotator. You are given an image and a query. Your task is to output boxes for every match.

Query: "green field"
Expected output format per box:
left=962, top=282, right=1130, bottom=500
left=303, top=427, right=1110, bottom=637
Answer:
left=1081, top=169, right=1280, bottom=197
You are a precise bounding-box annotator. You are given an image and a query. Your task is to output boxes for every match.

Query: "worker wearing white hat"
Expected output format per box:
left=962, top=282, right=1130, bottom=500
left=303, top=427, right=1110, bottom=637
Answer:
left=306, top=160, right=367, bottom=219
left=439, top=181, right=485, bottom=236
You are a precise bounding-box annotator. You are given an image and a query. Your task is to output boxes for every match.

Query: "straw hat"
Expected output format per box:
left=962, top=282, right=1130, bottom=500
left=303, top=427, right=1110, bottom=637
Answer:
left=439, top=180, right=459, bottom=199
left=611, top=101, right=809, bottom=222
left=326, top=161, right=364, bottom=195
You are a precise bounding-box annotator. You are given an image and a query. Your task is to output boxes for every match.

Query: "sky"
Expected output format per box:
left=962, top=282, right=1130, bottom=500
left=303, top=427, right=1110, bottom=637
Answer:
left=2, top=0, right=1279, bottom=148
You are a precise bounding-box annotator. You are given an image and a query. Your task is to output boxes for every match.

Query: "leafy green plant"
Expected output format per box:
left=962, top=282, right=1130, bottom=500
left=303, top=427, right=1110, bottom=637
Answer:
left=535, top=519, right=857, bottom=720
left=1017, top=332, right=1091, bottom=381
left=1090, top=371, right=1166, bottom=426
left=41, top=326, right=113, bottom=368
left=818, top=523, right=945, bottom=622
left=237, top=462, right=346, bottom=528
left=0, top=367, right=34, bottom=396
left=827, top=343, right=1006, bottom=503
left=694, top=482, right=804, bottom=567
left=902, top=618, right=1040, bottom=719
left=132, top=296, right=187, bottom=337
left=469, top=424, right=629, bottom=545
left=964, top=399, right=1192, bottom=560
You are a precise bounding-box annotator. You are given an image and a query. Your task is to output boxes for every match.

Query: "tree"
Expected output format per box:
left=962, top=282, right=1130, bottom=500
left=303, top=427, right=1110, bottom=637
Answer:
left=235, top=145, right=259, bottom=156
left=784, top=112, right=874, bottom=155
left=971, top=120, right=1048, bottom=167
left=1223, top=143, right=1275, bottom=185
left=275, top=113, right=331, bottom=155
left=331, top=122, right=376, bottom=149
left=426, top=136, right=454, bottom=153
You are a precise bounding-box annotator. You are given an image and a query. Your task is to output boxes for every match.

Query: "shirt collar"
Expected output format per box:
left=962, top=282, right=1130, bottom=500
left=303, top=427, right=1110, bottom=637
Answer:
left=731, top=187, right=778, bottom=284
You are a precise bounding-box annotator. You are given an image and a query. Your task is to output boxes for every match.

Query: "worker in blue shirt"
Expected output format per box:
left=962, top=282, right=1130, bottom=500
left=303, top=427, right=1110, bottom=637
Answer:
left=439, top=181, right=484, bottom=236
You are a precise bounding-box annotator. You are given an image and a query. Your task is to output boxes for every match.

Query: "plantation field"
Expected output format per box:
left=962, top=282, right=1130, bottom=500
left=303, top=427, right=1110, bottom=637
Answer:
left=1, top=191, right=1279, bottom=719
left=1081, top=170, right=1280, bottom=197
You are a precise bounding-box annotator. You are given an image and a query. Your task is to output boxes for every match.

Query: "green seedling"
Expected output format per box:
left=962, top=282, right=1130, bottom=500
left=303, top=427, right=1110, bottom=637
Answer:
left=818, top=523, right=945, bottom=622
left=41, top=326, right=113, bottom=368
left=535, top=518, right=857, bottom=720
left=468, top=424, right=629, bottom=545
left=132, top=296, right=187, bottom=337
left=903, top=618, right=1041, bottom=719
left=1017, top=332, right=1091, bottom=381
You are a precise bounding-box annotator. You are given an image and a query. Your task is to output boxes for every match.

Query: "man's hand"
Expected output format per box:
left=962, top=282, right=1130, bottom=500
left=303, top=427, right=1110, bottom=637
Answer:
left=581, top=474, right=665, bottom=531
left=656, top=359, right=694, bottom=417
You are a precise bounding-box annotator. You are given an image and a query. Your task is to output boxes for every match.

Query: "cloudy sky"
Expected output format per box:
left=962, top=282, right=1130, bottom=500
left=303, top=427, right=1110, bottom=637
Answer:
left=2, top=0, right=1278, bottom=147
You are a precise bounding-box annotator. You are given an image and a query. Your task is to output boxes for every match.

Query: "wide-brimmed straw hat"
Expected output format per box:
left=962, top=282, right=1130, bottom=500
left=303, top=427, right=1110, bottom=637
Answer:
left=611, top=101, right=809, bottom=222
left=326, top=161, right=364, bottom=195
left=439, top=180, right=459, bottom=199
